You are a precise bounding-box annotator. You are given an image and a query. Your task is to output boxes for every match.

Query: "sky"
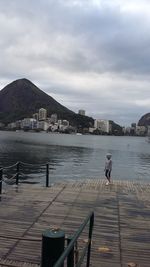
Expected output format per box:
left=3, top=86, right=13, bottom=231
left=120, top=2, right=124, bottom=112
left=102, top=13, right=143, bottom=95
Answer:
left=0, top=0, right=150, bottom=126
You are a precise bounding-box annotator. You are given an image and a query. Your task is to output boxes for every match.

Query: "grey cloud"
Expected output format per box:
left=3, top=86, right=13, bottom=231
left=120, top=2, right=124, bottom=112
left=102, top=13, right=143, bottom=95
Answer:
left=0, top=0, right=150, bottom=125
left=1, top=0, right=150, bottom=76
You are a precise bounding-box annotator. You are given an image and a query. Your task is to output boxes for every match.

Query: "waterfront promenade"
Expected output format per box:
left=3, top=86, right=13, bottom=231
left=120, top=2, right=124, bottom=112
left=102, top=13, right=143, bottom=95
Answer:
left=0, top=179, right=149, bottom=267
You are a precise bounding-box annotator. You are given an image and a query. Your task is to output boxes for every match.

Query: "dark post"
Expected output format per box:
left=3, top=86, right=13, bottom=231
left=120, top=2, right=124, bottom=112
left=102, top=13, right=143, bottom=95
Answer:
left=16, top=161, right=20, bottom=185
left=0, top=168, right=3, bottom=195
left=41, top=228, right=65, bottom=267
left=67, top=236, right=74, bottom=267
left=86, top=212, right=94, bottom=267
left=46, top=163, right=49, bottom=187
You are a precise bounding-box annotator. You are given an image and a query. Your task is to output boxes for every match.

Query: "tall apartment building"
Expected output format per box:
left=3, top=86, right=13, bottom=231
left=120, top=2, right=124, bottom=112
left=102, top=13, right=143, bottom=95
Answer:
left=78, top=109, right=85, bottom=116
left=94, top=119, right=110, bottom=133
left=39, top=108, right=47, bottom=121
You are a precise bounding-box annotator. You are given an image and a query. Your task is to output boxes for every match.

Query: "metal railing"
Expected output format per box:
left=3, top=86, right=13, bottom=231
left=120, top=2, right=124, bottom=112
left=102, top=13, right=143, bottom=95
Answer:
left=0, top=161, right=53, bottom=194
left=54, top=211, right=94, bottom=267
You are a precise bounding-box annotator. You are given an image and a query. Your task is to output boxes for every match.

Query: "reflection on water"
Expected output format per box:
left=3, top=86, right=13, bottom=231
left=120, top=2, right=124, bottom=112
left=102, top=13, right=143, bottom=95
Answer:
left=0, top=131, right=150, bottom=184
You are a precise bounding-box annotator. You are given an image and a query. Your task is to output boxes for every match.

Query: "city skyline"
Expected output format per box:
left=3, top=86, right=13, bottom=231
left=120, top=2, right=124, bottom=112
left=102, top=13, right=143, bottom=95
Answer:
left=0, top=0, right=150, bottom=126
left=0, top=77, right=147, bottom=127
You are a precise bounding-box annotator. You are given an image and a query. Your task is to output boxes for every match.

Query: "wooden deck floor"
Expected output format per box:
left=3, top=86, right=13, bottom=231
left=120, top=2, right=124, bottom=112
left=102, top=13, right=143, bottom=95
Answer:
left=0, top=179, right=150, bottom=267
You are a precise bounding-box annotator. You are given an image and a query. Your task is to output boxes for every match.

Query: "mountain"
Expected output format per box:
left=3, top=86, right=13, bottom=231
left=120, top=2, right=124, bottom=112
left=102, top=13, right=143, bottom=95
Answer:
left=138, top=113, right=150, bottom=127
left=0, top=78, right=94, bottom=127
left=110, top=120, right=123, bottom=135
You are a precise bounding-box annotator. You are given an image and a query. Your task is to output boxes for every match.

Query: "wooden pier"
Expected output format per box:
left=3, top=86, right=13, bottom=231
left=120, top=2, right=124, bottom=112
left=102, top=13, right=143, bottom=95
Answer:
left=0, top=179, right=149, bottom=267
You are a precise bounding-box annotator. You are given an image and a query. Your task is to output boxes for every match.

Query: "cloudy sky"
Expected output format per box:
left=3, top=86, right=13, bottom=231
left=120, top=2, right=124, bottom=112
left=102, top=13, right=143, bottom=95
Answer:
left=0, top=0, right=150, bottom=125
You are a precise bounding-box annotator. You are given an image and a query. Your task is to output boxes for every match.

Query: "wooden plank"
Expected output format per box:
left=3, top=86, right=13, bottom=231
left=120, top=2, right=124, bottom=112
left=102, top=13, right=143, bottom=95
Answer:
left=0, top=179, right=149, bottom=267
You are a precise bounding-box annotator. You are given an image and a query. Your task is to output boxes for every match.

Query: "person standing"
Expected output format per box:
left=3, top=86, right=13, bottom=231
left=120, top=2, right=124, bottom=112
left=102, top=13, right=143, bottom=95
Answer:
left=104, top=153, right=112, bottom=185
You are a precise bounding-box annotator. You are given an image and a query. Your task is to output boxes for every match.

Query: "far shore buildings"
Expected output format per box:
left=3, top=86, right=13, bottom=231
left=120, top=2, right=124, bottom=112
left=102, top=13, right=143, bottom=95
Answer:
left=5, top=108, right=150, bottom=136
left=7, top=108, right=70, bottom=132
left=94, top=119, right=111, bottom=133
left=94, top=119, right=110, bottom=133
left=124, top=123, right=147, bottom=136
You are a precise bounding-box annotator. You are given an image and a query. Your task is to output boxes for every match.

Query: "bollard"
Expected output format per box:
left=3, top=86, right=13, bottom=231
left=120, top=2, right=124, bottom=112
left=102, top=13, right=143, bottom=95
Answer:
left=0, top=168, right=3, bottom=195
left=16, top=162, right=20, bottom=185
left=46, top=163, right=49, bottom=187
left=41, top=228, right=65, bottom=267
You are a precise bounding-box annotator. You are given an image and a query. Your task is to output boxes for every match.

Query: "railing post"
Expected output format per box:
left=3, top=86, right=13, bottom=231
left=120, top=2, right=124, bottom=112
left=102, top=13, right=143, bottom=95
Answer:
left=67, top=237, right=74, bottom=267
left=46, top=163, right=49, bottom=187
left=16, top=161, right=20, bottom=185
left=0, top=168, right=3, bottom=195
left=41, top=228, right=65, bottom=267
left=86, top=212, right=94, bottom=267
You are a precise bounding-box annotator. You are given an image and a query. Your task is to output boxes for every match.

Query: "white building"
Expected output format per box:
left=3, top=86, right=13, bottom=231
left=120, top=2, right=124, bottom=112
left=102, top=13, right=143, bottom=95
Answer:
left=78, top=109, right=85, bottom=116
left=39, top=108, right=47, bottom=121
left=21, top=118, right=37, bottom=129
left=37, top=121, right=49, bottom=131
left=94, top=119, right=110, bottom=133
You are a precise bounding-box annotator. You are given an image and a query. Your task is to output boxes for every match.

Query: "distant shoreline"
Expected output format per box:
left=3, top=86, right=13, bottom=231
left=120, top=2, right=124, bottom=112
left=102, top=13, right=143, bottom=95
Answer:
left=0, top=128, right=146, bottom=137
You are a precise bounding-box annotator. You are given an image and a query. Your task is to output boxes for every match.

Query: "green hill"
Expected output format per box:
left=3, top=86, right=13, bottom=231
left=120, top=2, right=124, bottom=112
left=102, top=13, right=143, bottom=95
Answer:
left=0, top=78, right=94, bottom=127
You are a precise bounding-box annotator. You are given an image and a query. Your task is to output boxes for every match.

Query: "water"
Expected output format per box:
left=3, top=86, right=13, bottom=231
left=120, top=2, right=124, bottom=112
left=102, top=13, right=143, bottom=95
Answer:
left=0, top=131, right=150, bottom=185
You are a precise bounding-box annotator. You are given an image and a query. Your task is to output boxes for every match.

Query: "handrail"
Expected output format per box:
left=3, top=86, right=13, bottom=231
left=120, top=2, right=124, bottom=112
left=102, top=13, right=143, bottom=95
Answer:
left=54, top=211, right=94, bottom=267
left=1, top=161, right=51, bottom=187
left=2, top=161, right=53, bottom=169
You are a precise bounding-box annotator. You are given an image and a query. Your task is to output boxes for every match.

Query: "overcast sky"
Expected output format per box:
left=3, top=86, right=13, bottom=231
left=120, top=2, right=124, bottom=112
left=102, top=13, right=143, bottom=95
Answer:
left=0, top=0, right=150, bottom=126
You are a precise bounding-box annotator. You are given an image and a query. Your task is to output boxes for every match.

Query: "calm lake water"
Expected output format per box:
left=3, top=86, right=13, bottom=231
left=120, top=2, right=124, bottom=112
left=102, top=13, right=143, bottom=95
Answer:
left=0, top=131, right=150, bottom=184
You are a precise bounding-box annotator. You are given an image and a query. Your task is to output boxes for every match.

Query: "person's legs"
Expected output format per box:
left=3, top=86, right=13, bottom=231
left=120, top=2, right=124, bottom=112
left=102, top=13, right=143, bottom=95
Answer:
left=105, top=169, right=110, bottom=185
left=108, top=170, right=111, bottom=182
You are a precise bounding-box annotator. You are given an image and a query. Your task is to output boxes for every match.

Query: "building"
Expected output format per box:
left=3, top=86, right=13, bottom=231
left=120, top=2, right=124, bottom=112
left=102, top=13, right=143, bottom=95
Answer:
left=50, top=113, right=57, bottom=123
left=124, top=127, right=131, bottom=135
left=94, top=119, right=110, bottom=133
left=21, top=118, right=37, bottom=130
left=33, top=113, right=39, bottom=121
left=131, top=123, right=136, bottom=128
left=130, top=123, right=136, bottom=135
left=51, top=123, right=59, bottom=132
left=89, top=127, right=95, bottom=133
left=7, top=122, right=17, bottom=129
left=147, top=125, right=150, bottom=135
left=37, top=121, right=49, bottom=131
left=58, top=120, right=69, bottom=131
left=78, top=110, right=85, bottom=116
left=39, top=108, right=47, bottom=121
left=136, top=126, right=146, bottom=136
